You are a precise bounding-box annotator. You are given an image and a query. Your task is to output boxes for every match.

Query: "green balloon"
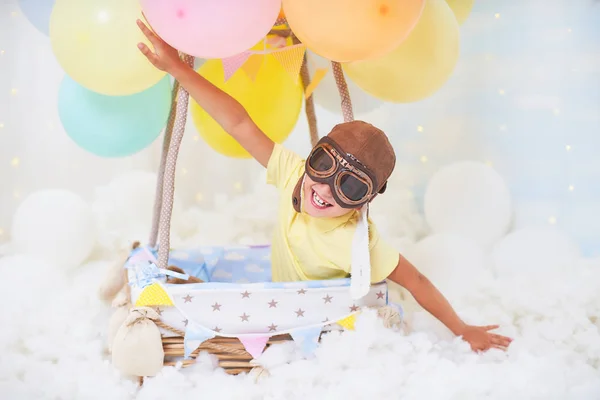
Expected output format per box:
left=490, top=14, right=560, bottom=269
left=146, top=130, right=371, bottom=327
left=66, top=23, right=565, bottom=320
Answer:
left=58, top=75, right=172, bottom=157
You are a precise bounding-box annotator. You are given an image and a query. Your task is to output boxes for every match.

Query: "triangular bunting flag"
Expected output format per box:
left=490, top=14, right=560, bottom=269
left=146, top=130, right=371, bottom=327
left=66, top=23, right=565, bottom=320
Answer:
left=272, top=45, right=306, bottom=83
left=305, top=67, right=328, bottom=99
left=337, top=314, right=357, bottom=331
left=241, top=54, right=264, bottom=81
left=222, top=51, right=251, bottom=81
left=184, top=320, right=216, bottom=359
left=290, top=326, right=322, bottom=357
left=127, top=245, right=157, bottom=265
left=239, top=335, right=270, bottom=359
left=135, top=282, right=174, bottom=307
left=266, top=35, right=287, bottom=49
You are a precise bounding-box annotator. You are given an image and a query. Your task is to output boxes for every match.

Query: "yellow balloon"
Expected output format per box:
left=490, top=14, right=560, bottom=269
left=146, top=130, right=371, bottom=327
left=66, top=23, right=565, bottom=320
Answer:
left=445, top=0, right=475, bottom=25
left=50, top=0, right=166, bottom=96
left=191, top=55, right=303, bottom=158
left=343, top=0, right=460, bottom=103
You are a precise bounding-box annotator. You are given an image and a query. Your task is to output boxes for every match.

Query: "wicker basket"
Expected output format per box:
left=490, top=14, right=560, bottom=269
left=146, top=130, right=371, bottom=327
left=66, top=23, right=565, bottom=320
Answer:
left=161, top=333, right=297, bottom=375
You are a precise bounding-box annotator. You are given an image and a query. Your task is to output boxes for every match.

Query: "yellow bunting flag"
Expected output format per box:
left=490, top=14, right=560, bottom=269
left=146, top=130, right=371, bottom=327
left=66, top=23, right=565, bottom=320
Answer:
left=272, top=44, right=306, bottom=84
left=304, top=67, right=328, bottom=99
left=337, top=314, right=357, bottom=330
left=135, top=282, right=174, bottom=307
left=241, top=54, right=264, bottom=81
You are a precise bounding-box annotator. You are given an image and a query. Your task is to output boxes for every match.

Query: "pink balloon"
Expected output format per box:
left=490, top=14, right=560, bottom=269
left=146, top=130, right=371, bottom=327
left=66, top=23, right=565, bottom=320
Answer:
left=140, top=0, right=281, bottom=59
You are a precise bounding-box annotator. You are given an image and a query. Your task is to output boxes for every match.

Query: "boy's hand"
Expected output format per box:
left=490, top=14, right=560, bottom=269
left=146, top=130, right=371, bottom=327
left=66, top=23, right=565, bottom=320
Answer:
left=136, top=19, right=183, bottom=73
left=460, top=324, right=513, bottom=352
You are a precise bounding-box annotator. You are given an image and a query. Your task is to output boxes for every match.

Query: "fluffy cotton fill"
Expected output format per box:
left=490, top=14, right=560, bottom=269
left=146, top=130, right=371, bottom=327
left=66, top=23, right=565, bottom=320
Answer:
left=1, top=168, right=599, bottom=400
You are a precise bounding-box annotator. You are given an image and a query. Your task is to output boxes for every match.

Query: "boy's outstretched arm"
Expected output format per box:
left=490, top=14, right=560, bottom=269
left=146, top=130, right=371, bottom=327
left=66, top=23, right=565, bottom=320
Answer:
left=387, top=254, right=513, bottom=352
left=136, top=19, right=274, bottom=167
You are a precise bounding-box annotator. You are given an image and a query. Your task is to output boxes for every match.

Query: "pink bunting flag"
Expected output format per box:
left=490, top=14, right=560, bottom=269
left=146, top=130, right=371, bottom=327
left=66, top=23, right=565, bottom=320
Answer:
left=238, top=335, right=270, bottom=359
left=221, top=51, right=251, bottom=81
left=128, top=246, right=157, bottom=265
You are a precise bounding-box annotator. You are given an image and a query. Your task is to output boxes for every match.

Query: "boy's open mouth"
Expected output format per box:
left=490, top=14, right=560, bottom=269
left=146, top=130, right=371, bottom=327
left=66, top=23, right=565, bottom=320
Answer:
left=311, top=189, right=332, bottom=209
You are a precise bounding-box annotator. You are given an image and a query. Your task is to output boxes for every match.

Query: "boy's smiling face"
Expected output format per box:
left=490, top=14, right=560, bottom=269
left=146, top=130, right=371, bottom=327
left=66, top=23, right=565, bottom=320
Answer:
left=302, top=175, right=355, bottom=218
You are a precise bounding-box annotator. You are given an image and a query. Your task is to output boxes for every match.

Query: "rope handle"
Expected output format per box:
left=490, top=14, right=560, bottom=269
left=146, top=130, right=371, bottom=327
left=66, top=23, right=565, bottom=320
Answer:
left=331, top=61, right=354, bottom=122
left=155, top=54, right=195, bottom=269
left=149, top=81, right=181, bottom=247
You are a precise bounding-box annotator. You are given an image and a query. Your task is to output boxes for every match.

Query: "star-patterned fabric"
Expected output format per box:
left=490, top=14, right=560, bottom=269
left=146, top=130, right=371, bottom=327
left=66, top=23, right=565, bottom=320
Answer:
left=128, top=245, right=391, bottom=337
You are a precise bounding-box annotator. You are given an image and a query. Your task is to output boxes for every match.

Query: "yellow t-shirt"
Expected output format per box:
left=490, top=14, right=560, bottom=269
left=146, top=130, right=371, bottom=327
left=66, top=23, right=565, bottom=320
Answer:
left=266, top=143, right=399, bottom=283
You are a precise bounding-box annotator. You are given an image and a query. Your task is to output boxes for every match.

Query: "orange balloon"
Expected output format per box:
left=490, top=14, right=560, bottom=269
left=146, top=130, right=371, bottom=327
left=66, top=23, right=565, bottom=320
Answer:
left=278, top=8, right=285, bottom=20
left=282, top=0, right=425, bottom=62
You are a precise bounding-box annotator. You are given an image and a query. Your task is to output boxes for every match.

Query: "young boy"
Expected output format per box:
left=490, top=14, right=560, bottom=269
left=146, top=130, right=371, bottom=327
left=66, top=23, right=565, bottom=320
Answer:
left=136, top=20, right=512, bottom=353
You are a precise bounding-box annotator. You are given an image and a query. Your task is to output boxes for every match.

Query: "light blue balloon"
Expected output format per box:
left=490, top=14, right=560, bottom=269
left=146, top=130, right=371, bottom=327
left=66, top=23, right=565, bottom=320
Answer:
left=58, top=76, right=172, bottom=158
left=18, top=0, right=55, bottom=36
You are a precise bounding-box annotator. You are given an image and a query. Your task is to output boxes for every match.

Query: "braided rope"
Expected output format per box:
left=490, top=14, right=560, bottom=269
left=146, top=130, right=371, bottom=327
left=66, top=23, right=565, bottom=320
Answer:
left=149, top=81, right=180, bottom=247
left=293, top=36, right=319, bottom=146
left=331, top=61, right=354, bottom=122
left=156, top=55, right=195, bottom=269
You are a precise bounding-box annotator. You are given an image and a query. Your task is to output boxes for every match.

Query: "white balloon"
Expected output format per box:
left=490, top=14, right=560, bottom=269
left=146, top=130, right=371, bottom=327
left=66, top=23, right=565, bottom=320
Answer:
left=405, top=233, right=492, bottom=302
left=424, top=161, right=512, bottom=248
left=306, top=51, right=383, bottom=115
left=491, top=227, right=581, bottom=279
left=10, top=190, right=96, bottom=270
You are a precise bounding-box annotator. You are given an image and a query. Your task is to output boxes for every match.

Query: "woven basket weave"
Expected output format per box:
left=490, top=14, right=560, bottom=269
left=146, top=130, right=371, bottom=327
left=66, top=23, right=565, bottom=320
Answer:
left=161, top=333, right=298, bottom=375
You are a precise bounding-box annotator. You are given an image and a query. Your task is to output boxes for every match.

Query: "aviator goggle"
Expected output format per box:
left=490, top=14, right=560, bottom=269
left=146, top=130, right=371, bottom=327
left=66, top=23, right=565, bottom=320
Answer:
left=305, top=137, right=381, bottom=209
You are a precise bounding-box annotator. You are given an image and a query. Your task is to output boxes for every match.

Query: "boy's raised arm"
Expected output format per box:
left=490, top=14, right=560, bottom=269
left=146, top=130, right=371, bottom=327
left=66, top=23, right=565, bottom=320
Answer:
left=136, top=19, right=275, bottom=167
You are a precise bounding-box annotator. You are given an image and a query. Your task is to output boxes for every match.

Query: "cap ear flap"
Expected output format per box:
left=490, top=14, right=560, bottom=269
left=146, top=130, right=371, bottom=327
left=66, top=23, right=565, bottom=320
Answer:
left=378, top=181, right=388, bottom=194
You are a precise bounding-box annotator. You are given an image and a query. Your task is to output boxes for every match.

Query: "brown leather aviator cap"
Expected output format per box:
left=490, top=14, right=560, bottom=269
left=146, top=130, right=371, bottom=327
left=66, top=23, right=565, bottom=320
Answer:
left=292, top=120, right=396, bottom=212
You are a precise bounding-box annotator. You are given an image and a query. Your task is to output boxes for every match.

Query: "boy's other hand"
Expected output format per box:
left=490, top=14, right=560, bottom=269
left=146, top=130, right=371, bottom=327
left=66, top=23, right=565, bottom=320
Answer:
left=460, top=324, right=513, bottom=352
left=136, top=19, right=183, bottom=73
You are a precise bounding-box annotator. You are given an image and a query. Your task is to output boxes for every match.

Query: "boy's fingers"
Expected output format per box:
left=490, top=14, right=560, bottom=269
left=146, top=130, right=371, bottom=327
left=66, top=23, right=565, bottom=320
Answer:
left=137, top=43, right=159, bottom=66
left=491, top=334, right=512, bottom=346
left=481, top=325, right=500, bottom=331
left=136, top=19, right=161, bottom=47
